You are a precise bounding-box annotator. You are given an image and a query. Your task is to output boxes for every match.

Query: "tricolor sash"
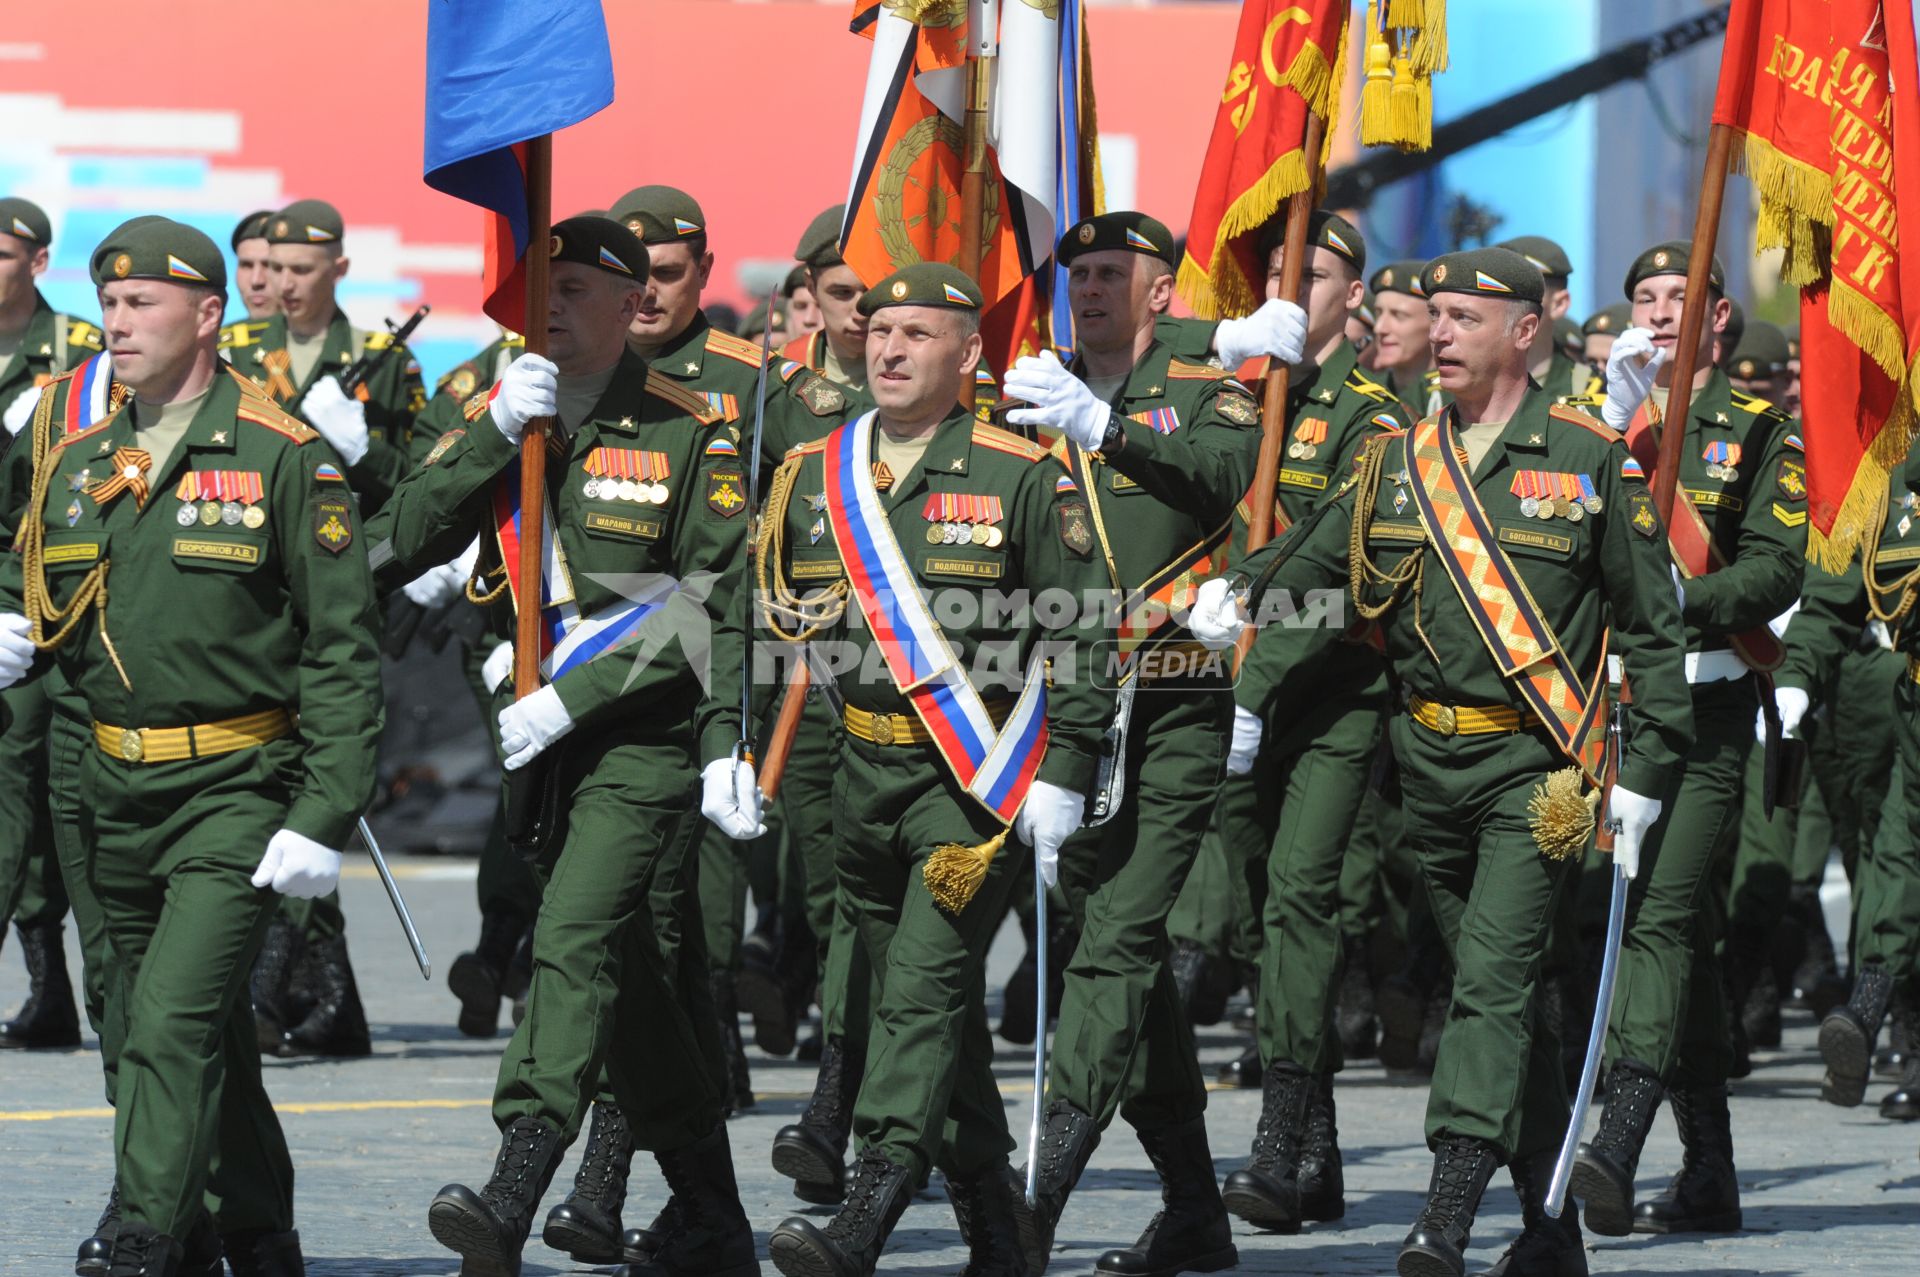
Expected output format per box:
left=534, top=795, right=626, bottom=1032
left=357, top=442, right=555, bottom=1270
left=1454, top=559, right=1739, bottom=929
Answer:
left=65, top=353, right=113, bottom=436
left=1405, top=413, right=1609, bottom=783
left=822, top=412, right=1049, bottom=823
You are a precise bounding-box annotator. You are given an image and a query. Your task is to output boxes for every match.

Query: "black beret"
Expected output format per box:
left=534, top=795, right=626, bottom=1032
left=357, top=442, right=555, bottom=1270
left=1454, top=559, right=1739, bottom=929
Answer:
left=0, top=198, right=52, bottom=246
left=1582, top=302, right=1631, bottom=337
left=1420, top=247, right=1544, bottom=305
left=1495, top=235, right=1573, bottom=280
left=548, top=216, right=648, bottom=284
left=230, top=209, right=273, bottom=249
left=1623, top=240, right=1725, bottom=298
left=858, top=262, right=983, bottom=316
left=91, top=218, right=227, bottom=294
left=1057, top=211, right=1176, bottom=268
left=1369, top=259, right=1427, bottom=298
left=267, top=199, right=344, bottom=246
left=609, top=185, right=707, bottom=246
left=796, top=206, right=846, bottom=270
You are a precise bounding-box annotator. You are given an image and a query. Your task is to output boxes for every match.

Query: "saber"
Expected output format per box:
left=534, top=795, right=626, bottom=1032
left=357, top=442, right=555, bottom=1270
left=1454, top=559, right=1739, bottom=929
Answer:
left=358, top=817, right=431, bottom=980
left=734, top=287, right=781, bottom=807
left=1025, top=853, right=1048, bottom=1206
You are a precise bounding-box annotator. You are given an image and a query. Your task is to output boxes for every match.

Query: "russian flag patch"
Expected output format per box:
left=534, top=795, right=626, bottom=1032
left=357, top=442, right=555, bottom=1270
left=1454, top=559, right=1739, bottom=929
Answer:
left=166, top=254, right=208, bottom=282
left=1125, top=228, right=1158, bottom=252
left=1620, top=458, right=1645, bottom=481
left=705, top=437, right=738, bottom=457
left=598, top=245, right=633, bottom=274
left=1474, top=270, right=1512, bottom=293
left=944, top=282, right=975, bottom=306
left=1055, top=474, right=1079, bottom=493
left=673, top=217, right=701, bottom=236
left=315, top=463, right=346, bottom=483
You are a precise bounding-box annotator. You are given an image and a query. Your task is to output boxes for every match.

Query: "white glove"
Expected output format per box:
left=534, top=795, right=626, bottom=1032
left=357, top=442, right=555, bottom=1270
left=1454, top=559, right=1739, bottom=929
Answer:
left=0, top=612, right=34, bottom=689
left=1759, top=684, right=1812, bottom=743
left=488, top=353, right=559, bottom=444
left=1014, top=779, right=1086, bottom=888
left=1003, top=350, right=1112, bottom=450
left=1214, top=299, right=1308, bottom=370
left=1601, top=327, right=1668, bottom=432
left=1604, top=784, right=1662, bottom=881
left=3, top=386, right=40, bottom=436
left=250, top=829, right=343, bottom=899
left=481, top=641, right=514, bottom=695
left=1188, top=576, right=1248, bottom=650
left=400, top=538, right=480, bottom=608
left=298, top=376, right=370, bottom=466
left=1227, top=704, right=1263, bottom=776
left=498, top=684, right=574, bottom=770
left=701, top=754, right=766, bottom=840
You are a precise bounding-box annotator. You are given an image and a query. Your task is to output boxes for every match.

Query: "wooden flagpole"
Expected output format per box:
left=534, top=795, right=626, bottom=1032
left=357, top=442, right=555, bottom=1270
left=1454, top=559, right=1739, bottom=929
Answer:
left=514, top=135, right=554, bottom=700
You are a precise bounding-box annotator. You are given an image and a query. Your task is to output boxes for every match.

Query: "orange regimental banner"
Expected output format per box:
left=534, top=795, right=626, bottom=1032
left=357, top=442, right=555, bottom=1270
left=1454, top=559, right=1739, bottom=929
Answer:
left=1177, top=0, right=1349, bottom=320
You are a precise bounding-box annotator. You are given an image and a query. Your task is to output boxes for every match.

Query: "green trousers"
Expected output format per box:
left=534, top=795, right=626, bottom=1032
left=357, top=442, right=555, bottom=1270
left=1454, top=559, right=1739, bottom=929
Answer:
left=1859, top=678, right=1920, bottom=982
left=1388, top=715, right=1577, bottom=1162
left=787, top=692, right=872, bottom=1043
left=836, top=732, right=1020, bottom=1182
left=1050, top=689, right=1229, bottom=1131
left=84, top=737, right=298, bottom=1238
left=0, top=678, right=67, bottom=929
left=1606, top=676, right=1754, bottom=1090
left=492, top=726, right=724, bottom=1152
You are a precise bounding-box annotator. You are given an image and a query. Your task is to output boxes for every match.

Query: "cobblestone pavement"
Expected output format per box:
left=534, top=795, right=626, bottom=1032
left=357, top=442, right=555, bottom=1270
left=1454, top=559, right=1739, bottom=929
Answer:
left=2, top=856, right=1915, bottom=1275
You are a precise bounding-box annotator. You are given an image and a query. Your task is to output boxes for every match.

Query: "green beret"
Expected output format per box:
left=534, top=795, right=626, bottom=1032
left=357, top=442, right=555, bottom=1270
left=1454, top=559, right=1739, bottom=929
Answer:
left=1057, top=211, right=1176, bottom=268
left=1420, top=247, right=1543, bottom=305
left=857, top=262, right=983, bottom=317
left=267, top=199, right=344, bottom=246
left=0, top=198, right=52, bottom=246
left=739, top=299, right=787, bottom=340
left=548, top=216, right=648, bottom=284
left=1370, top=259, right=1427, bottom=298
left=796, top=206, right=846, bottom=270
left=230, top=209, right=273, bottom=249
left=782, top=263, right=810, bottom=297
left=1495, top=235, right=1573, bottom=280
left=1582, top=302, right=1631, bottom=337
left=1554, top=315, right=1582, bottom=351
left=1255, top=208, right=1366, bottom=275
left=1355, top=291, right=1377, bottom=328
left=90, top=217, right=227, bottom=294
left=1729, top=319, right=1791, bottom=380
left=609, top=185, right=707, bottom=246
left=1623, top=240, right=1725, bottom=298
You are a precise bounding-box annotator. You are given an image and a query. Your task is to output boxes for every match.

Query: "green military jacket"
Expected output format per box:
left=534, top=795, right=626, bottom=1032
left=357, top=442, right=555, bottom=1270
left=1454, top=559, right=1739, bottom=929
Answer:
left=1542, top=346, right=1597, bottom=403
left=1385, top=364, right=1447, bottom=421
left=0, top=367, right=382, bottom=848
left=700, top=408, right=1116, bottom=794
left=221, top=310, right=426, bottom=514
left=1777, top=433, right=1920, bottom=693
left=1573, top=371, right=1806, bottom=653
left=0, top=293, right=103, bottom=435
left=367, top=347, right=749, bottom=735
left=1237, top=387, right=1694, bottom=797
left=414, top=332, right=525, bottom=439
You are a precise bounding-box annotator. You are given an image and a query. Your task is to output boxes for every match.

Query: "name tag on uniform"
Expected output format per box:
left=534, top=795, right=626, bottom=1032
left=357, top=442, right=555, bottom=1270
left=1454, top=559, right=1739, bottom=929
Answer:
left=43, top=541, right=100, bottom=565
left=1686, top=488, right=1744, bottom=511
left=173, top=538, right=262, bottom=565
left=791, top=558, right=845, bottom=579
left=1496, top=526, right=1573, bottom=554
left=583, top=511, right=663, bottom=540
left=924, top=556, right=1003, bottom=580
left=1278, top=467, right=1327, bottom=490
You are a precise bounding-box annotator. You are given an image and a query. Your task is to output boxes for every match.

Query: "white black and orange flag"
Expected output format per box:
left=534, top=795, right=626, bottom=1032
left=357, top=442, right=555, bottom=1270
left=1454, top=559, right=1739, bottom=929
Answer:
left=1714, top=0, right=1920, bottom=569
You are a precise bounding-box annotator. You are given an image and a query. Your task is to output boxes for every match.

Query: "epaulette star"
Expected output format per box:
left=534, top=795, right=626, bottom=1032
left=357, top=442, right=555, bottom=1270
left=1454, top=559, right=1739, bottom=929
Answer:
left=1318, top=389, right=1335, bottom=402
left=950, top=458, right=964, bottom=471
left=619, top=417, right=635, bottom=429
left=1147, top=385, right=1162, bottom=395
left=212, top=431, right=227, bottom=444
left=1715, top=411, right=1729, bottom=423
left=39, top=343, right=51, bottom=356
left=1529, top=433, right=1543, bottom=444
left=685, top=362, right=699, bottom=374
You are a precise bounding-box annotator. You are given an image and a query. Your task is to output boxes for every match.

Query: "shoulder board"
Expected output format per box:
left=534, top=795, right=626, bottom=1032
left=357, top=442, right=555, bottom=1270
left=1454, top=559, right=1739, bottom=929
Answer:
left=971, top=423, right=1049, bottom=462
left=1548, top=403, right=1616, bottom=443
left=1345, top=370, right=1394, bottom=402
left=1729, top=388, right=1789, bottom=420
left=785, top=437, right=831, bottom=460
left=39, top=365, right=83, bottom=391
left=1561, top=391, right=1607, bottom=409
left=644, top=369, right=722, bottom=424
left=51, top=415, right=115, bottom=455
left=704, top=328, right=768, bottom=368
left=63, top=318, right=104, bottom=351
left=462, top=390, right=492, bottom=422
left=364, top=330, right=395, bottom=351
left=234, top=381, right=318, bottom=444
left=219, top=320, right=271, bottom=350
left=1167, top=358, right=1228, bottom=381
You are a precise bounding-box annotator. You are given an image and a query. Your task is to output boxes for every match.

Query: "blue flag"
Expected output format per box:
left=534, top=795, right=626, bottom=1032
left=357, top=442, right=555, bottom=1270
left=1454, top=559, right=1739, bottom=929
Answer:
left=423, top=0, right=614, bottom=329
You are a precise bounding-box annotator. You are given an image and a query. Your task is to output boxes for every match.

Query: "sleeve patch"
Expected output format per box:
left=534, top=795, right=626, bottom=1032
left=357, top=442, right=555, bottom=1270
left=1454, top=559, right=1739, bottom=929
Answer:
left=423, top=430, right=465, bottom=466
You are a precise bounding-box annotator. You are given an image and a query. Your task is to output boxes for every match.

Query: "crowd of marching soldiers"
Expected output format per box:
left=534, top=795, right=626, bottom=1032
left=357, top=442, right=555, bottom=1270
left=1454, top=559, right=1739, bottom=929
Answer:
left=0, top=181, right=1913, bottom=1277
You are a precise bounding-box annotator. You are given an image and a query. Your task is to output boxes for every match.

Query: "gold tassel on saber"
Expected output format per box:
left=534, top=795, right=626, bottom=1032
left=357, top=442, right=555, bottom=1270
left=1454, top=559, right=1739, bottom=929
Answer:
left=925, top=828, right=1010, bottom=915
left=1527, top=766, right=1600, bottom=861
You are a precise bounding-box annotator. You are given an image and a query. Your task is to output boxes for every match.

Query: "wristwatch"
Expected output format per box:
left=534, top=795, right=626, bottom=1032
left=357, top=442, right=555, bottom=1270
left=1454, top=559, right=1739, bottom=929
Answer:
left=1099, top=416, right=1126, bottom=455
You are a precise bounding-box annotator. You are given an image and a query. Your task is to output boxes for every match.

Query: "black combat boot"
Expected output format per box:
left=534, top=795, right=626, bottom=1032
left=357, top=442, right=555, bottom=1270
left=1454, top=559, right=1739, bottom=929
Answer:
left=1337, top=934, right=1379, bottom=1060
left=249, top=914, right=303, bottom=1054
left=1568, top=1058, right=1664, bottom=1236
left=1169, top=939, right=1232, bottom=1027
left=1010, top=1100, right=1100, bottom=1274
left=772, top=1034, right=863, bottom=1203
left=219, top=1228, right=306, bottom=1277
left=1788, top=885, right=1848, bottom=1016
left=767, top=1149, right=913, bottom=1277
left=1880, top=1047, right=1920, bottom=1121
left=1820, top=960, right=1894, bottom=1107
left=0, top=919, right=82, bottom=1049
left=1376, top=971, right=1425, bottom=1072
left=280, top=934, right=372, bottom=1057
left=542, top=1101, right=633, bottom=1263
left=618, top=1124, right=758, bottom=1277
left=427, top=1115, right=567, bottom=1277
left=107, top=1222, right=182, bottom=1277
left=448, top=908, right=531, bottom=1038
left=176, top=1212, right=226, bottom=1277
left=76, top=1179, right=119, bottom=1277
left=1096, top=1116, right=1237, bottom=1276
left=738, top=915, right=816, bottom=1059
left=1740, top=963, right=1782, bottom=1050
left=1220, top=1064, right=1311, bottom=1232
left=1396, top=1136, right=1500, bottom=1277
left=619, top=1198, right=680, bottom=1265
left=1881, top=987, right=1920, bottom=1120
left=1632, top=1084, right=1742, bottom=1233
left=947, top=1165, right=1028, bottom=1277
left=711, top=967, right=755, bottom=1114
left=1214, top=1043, right=1261, bottom=1089
left=1482, top=1150, right=1585, bottom=1276
left=1299, top=1073, right=1346, bottom=1223
left=1878, top=984, right=1912, bottom=1078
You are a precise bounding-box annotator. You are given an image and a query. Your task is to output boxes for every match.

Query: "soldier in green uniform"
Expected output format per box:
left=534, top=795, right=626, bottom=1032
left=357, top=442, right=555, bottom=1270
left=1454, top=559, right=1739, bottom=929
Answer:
left=1495, top=236, right=1592, bottom=401
left=781, top=205, right=869, bottom=393
left=373, top=217, right=755, bottom=1277
left=0, top=217, right=382, bottom=1277
left=231, top=210, right=277, bottom=323
left=1725, top=320, right=1796, bottom=413
left=1580, top=304, right=1630, bottom=370
left=1191, top=246, right=1691, bottom=1277
left=1368, top=259, right=1442, bottom=420
left=1569, top=242, right=1805, bottom=1240
left=991, top=210, right=1279, bottom=1275
left=702, top=262, right=1113, bottom=1277
left=0, top=197, right=102, bottom=1050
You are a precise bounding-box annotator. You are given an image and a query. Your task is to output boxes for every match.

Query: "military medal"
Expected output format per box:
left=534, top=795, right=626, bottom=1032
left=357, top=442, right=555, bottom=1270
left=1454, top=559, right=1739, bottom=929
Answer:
left=1291, top=417, right=1327, bottom=463
left=66, top=500, right=81, bottom=527
left=200, top=500, right=222, bottom=526
left=1578, top=475, right=1603, bottom=515
left=971, top=524, right=991, bottom=546
left=67, top=469, right=91, bottom=493
left=176, top=502, right=198, bottom=526
left=810, top=518, right=826, bottom=545
left=176, top=469, right=265, bottom=530
left=1513, top=472, right=1540, bottom=518
left=925, top=525, right=944, bottom=544
left=647, top=482, right=669, bottom=504
left=221, top=501, right=243, bottom=526
left=1703, top=441, right=1740, bottom=482
left=242, top=506, right=266, bottom=529
left=584, top=447, right=670, bottom=507
left=583, top=477, right=602, bottom=499
left=984, top=525, right=1003, bottom=547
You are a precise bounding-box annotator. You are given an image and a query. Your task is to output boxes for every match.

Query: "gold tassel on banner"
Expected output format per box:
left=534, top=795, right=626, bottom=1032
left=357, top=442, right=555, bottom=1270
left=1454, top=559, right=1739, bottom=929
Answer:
left=1527, top=767, right=1599, bottom=861
left=1361, top=1, right=1395, bottom=143
left=1363, top=0, right=1446, bottom=153
left=924, top=827, right=1009, bottom=915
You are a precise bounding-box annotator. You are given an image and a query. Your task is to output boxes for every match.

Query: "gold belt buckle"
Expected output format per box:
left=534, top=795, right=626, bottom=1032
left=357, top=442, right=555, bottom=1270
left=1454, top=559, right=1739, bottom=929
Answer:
left=870, top=714, right=895, bottom=746
left=1433, top=704, right=1457, bottom=736
left=118, top=728, right=144, bottom=763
